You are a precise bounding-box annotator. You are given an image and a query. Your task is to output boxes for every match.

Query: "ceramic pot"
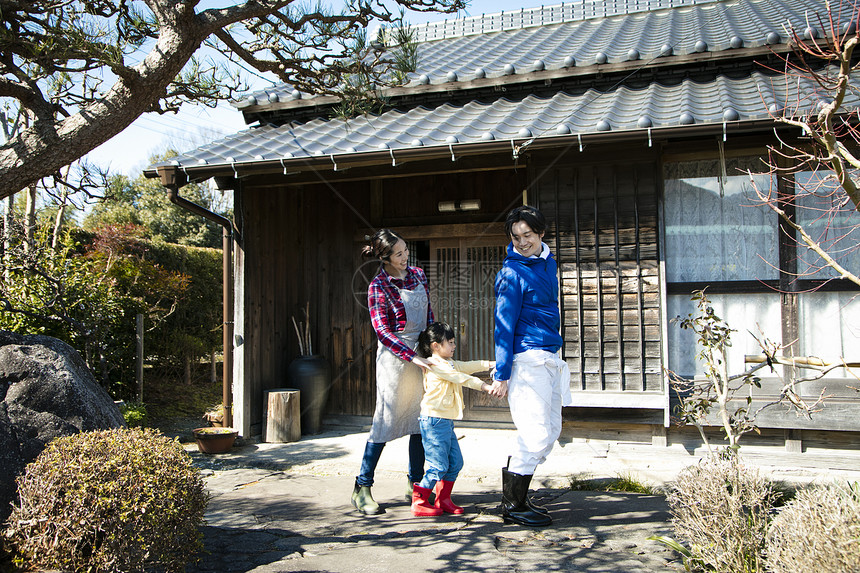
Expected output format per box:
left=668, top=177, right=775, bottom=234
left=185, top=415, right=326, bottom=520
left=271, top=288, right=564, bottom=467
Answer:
left=288, top=355, right=331, bottom=435
left=192, top=427, right=238, bottom=454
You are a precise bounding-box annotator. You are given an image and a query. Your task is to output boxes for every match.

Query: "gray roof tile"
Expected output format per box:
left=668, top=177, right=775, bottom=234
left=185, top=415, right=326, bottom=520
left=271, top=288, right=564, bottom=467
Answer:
left=158, top=67, right=858, bottom=172
left=240, top=0, right=843, bottom=107
left=148, top=0, right=855, bottom=175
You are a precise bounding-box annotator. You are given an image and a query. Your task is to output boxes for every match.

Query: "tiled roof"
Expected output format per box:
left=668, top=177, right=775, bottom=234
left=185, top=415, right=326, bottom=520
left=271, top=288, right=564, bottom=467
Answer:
left=152, top=67, right=856, bottom=174
left=408, top=0, right=706, bottom=42
left=238, top=0, right=848, bottom=109
left=146, top=0, right=856, bottom=177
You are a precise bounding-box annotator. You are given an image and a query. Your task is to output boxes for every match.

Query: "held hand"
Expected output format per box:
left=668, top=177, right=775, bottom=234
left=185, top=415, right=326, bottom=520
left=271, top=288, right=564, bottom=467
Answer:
left=488, top=378, right=508, bottom=399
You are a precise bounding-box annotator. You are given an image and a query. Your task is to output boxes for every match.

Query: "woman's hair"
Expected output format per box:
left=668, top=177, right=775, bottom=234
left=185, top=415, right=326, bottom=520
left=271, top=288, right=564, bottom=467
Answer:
left=416, top=322, right=455, bottom=358
left=361, top=229, right=404, bottom=261
left=504, top=205, right=547, bottom=238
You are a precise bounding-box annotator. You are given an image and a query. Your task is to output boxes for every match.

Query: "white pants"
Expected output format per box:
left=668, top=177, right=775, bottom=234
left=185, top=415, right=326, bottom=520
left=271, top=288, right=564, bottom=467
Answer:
left=507, top=349, right=572, bottom=475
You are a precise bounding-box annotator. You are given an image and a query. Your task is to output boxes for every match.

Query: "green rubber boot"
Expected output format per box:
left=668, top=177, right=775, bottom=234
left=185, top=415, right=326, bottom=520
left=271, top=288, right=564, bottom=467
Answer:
left=351, top=480, right=380, bottom=515
left=406, top=476, right=417, bottom=501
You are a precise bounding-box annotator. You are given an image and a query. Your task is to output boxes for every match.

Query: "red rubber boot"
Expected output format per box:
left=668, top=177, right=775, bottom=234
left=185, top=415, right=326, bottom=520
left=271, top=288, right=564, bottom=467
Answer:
left=411, top=483, right=443, bottom=517
left=434, top=480, right=464, bottom=515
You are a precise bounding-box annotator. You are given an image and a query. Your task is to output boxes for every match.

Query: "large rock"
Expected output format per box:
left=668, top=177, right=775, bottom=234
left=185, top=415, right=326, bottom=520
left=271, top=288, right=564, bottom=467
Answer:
left=0, top=331, right=125, bottom=523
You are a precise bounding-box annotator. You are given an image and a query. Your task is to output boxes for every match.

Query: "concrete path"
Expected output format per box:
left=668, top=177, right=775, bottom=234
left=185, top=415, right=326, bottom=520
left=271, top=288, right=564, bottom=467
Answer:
left=180, top=422, right=859, bottom=573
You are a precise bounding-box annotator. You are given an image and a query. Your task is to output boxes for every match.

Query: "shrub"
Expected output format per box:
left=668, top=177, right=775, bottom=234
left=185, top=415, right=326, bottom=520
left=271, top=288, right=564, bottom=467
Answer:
left=3, top=428, right=208, bottom=573
left=0, top=223, right=222, bottom=401
left=765, top=481, right=860, bottom=573
left=666, top=452, right=778, bottom=573
left=120, top=401, right=149, bottom=427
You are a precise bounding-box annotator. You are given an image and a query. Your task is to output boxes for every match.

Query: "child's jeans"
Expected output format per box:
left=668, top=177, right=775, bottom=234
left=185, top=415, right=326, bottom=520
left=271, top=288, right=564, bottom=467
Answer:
left=418, top=416, right=463, bottom=490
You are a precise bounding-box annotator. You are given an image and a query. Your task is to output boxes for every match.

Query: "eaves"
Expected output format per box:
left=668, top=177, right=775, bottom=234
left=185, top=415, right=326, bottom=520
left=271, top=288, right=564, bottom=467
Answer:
left=149, top=118, right=784, bottom=189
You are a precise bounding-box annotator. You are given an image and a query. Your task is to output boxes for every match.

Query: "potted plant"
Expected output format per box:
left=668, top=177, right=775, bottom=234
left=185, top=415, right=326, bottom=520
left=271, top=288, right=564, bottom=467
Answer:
left=192, top=427, right=238, bottom=454
left=289, top=303, right=331, bottom=435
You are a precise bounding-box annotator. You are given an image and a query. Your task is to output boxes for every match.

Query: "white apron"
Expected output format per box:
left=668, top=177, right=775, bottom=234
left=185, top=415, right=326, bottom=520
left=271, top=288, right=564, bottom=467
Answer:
left=367, top=284, right=428, bottom=443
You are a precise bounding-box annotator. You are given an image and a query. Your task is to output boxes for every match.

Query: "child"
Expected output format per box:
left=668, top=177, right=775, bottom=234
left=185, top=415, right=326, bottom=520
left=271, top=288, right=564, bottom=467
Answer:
left=411, top=322, right=495, bottom=517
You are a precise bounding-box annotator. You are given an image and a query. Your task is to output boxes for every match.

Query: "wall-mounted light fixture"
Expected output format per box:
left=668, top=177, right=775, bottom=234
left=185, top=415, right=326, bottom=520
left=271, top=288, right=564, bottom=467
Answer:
left=438, top=199, right=481, bottom=212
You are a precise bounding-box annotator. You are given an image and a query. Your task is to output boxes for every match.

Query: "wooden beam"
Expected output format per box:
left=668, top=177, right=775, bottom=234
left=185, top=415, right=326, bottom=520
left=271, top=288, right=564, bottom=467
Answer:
left=236, top=154, right=524, bottom=188
left=785, top=428, right=802, bottom=454
left=355, top=222, right=506, bottom=242
left=370, top=180, right=383, bottom=227
left=652, top=424, right=668, bottom=447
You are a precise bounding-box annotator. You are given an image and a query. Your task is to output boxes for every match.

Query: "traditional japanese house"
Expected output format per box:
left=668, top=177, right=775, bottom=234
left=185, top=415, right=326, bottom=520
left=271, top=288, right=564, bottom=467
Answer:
left=147, top=0, right=860, bottom=455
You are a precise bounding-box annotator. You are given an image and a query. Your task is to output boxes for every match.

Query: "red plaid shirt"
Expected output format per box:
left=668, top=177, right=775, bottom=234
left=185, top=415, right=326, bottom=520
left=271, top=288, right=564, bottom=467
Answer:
left=368, top=265, right=434, bottom=361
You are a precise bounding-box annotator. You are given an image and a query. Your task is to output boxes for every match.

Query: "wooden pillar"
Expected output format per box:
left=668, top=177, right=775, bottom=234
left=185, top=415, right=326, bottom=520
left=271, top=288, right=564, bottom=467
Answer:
left=785, top=428, right=802, bottom=454
left=263, top=388, right=301, bottom=443
left=651, top=424, right=668, bottom=447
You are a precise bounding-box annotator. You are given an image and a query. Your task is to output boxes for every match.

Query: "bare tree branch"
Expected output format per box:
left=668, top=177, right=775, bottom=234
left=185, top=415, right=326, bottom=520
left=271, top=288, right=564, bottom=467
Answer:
left=749, top=3, right=860, bottom=289
left=0, top=0, right=466, bottom=199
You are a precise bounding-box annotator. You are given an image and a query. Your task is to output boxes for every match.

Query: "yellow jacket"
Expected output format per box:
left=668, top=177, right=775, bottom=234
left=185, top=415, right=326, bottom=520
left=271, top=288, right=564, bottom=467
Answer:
left=420, top=359, right=492, bottom=420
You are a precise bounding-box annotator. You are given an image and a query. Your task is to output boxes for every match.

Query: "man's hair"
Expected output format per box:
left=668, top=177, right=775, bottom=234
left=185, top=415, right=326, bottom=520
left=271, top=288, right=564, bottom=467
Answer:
left=504, top=205, right=547, bottom=238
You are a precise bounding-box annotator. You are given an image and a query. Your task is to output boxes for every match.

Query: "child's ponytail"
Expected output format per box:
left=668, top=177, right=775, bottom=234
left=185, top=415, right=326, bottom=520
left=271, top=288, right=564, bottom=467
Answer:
left=417, top=322, right=456, bottom=358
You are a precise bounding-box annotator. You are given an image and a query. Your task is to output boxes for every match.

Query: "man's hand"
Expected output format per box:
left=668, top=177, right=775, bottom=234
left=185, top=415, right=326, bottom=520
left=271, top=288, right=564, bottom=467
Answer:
left=488, top=378, right=508, bottom=399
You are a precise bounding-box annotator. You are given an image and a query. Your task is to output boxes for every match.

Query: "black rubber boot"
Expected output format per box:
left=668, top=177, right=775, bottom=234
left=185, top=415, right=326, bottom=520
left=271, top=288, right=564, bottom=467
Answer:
left=526, top=494, right=549, bottom=515
left=503, top=458, right=548, bottom=515
left=501, top=468, right=552, bottom=527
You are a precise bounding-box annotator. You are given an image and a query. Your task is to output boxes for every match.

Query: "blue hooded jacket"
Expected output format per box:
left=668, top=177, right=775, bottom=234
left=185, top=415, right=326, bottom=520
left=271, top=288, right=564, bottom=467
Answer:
left=493, top=242, right=563, bottom=381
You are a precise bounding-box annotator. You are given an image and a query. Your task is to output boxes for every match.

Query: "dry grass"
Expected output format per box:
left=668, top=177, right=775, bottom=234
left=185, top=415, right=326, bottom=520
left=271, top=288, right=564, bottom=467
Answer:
left=666, top=453, right=778, bottom=573
left=765, top=481, right=860, bottom=573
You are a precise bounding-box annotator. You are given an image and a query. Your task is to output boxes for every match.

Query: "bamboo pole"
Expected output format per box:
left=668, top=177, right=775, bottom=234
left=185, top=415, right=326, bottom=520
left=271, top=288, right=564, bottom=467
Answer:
left=745, top=354, right=860, bottom=368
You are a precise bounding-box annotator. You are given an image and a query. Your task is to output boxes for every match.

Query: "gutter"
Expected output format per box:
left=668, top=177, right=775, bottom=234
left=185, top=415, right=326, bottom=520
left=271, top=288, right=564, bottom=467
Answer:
left=157, top=166, right=236, bottom=429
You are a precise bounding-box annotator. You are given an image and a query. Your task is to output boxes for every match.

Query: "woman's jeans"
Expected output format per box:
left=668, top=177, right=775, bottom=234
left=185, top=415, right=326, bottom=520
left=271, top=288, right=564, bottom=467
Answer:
left=418, top=416, right=463, bottom=490
left=356, top=434, right=424, bottom=487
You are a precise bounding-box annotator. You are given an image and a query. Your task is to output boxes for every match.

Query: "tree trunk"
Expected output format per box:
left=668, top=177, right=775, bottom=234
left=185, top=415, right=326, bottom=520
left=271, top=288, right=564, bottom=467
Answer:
left=100, top=351, right=109, bottom=389
left=24, top=185, right=36, bottom=252
left=52, top=188, right=68, bottom=249
left=2, top=195, right=12, bottom=283
left=211, top=349, right=217, bottom=384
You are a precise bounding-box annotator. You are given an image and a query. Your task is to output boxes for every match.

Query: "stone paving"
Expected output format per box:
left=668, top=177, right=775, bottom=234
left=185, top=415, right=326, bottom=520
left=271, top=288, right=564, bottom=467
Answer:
left=188, top=469, right=679, bottom=573
left=179, top=422, right=859, bottom=573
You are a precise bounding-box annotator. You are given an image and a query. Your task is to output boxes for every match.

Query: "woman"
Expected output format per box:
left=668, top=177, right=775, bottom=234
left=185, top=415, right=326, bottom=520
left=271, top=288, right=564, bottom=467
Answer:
left=351, top=229, right=436, bottom=515
left=489, top=205, right=573, bottom=527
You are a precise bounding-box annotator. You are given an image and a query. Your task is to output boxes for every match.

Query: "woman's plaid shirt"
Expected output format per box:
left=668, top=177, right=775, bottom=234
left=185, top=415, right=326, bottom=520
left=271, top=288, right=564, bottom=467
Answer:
left=368, top=265, right=435, bottom=361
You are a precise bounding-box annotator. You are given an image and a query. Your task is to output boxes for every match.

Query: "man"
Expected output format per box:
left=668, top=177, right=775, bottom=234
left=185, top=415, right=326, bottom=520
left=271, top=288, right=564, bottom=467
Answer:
left=489, top=205, right=572, bottom=527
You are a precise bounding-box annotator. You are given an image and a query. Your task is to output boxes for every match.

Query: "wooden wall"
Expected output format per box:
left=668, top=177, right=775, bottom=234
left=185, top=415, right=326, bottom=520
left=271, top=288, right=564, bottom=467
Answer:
left=235, top=143, right=859, bottom=439
left=237, top=180, right=376, bottom=435
left=531, top=146, right=666, bottom=407
left=236, top=167, right=523, bottom=434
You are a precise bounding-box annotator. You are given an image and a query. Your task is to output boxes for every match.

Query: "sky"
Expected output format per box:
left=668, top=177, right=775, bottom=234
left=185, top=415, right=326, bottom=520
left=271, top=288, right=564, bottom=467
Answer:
left=85, top=0, right=555, bottom=176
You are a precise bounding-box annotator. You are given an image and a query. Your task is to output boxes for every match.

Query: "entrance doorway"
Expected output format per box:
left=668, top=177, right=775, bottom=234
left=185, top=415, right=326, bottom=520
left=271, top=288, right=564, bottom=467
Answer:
left=424, top=236, right=511, bottom=422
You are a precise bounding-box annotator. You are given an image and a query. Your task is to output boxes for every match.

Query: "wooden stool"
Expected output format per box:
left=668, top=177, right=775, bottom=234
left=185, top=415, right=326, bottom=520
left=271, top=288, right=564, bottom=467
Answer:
left=263, top=388, right=301, bottom=443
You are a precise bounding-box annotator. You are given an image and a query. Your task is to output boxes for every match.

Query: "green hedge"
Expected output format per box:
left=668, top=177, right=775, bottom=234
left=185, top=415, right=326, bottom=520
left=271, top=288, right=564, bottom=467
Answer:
left=0, top=225, right=223, bottom=400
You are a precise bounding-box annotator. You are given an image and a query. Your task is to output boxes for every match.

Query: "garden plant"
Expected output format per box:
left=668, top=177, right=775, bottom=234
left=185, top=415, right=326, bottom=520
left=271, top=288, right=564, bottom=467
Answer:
left=3, top=427, right=209, bottom=573
left=658, top=290, right=860, bottom=572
